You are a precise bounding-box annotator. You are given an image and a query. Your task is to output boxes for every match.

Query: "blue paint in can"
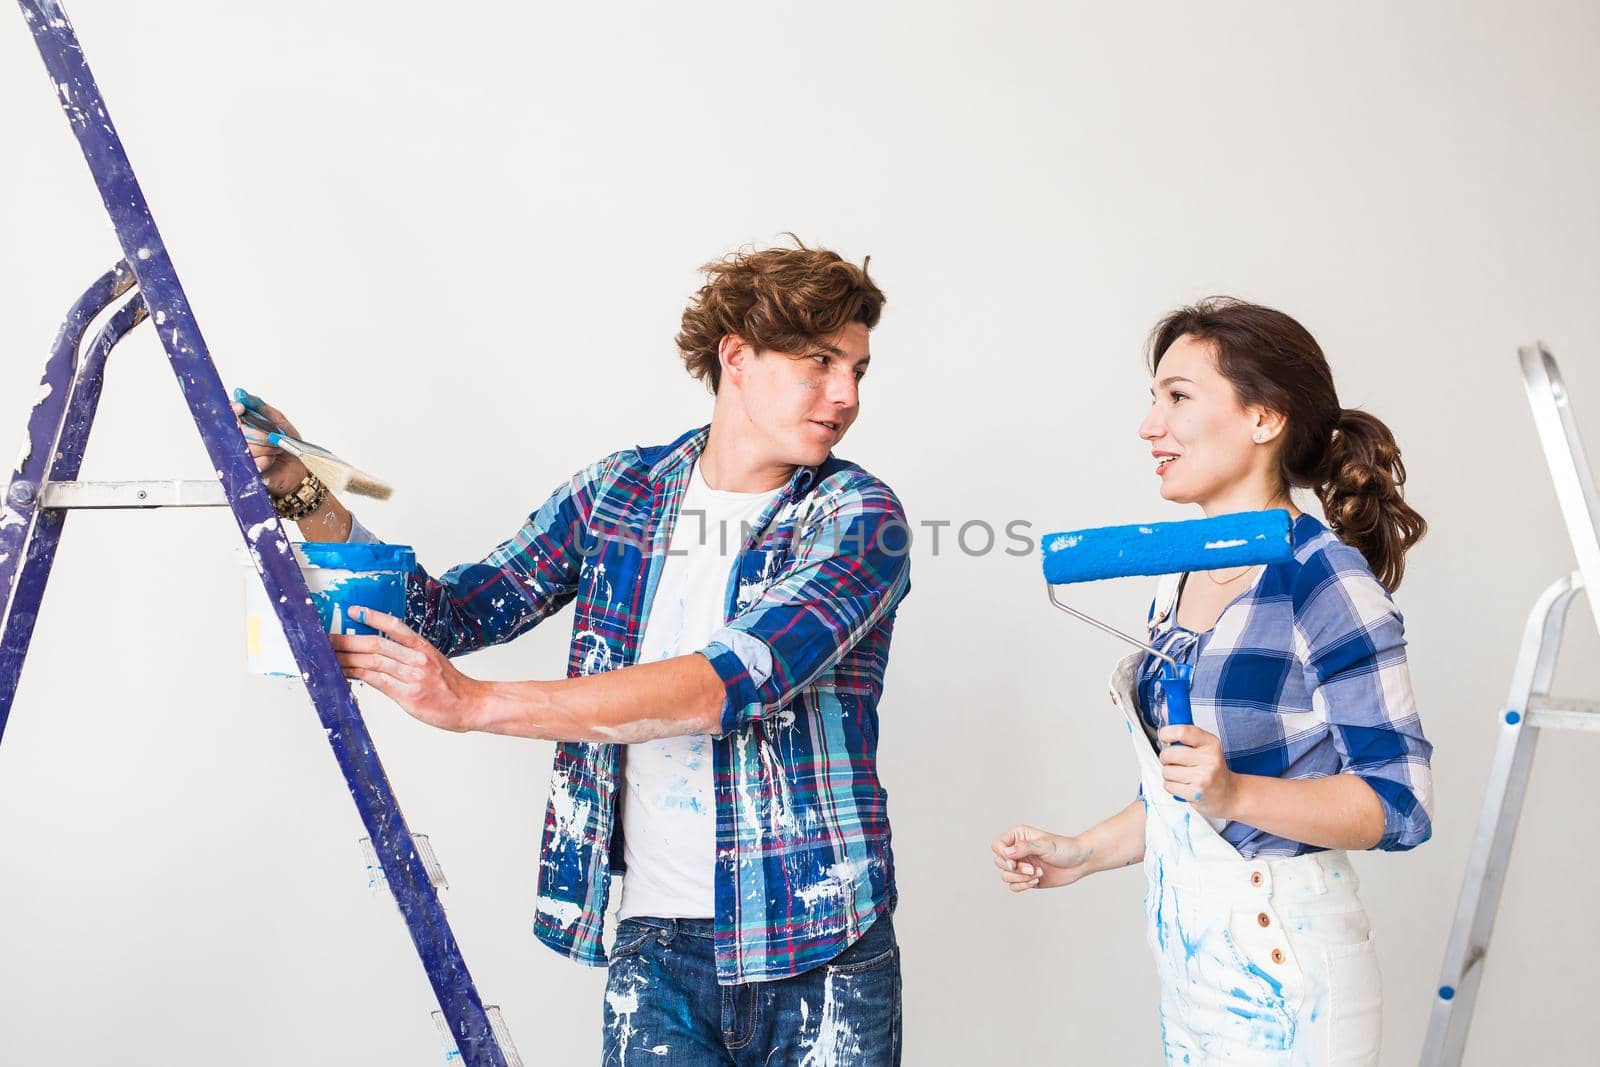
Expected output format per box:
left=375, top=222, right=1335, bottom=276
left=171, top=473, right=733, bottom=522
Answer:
left=241, top=541, right=416, bottom=676
left=294, top=541, right=415, bottom=636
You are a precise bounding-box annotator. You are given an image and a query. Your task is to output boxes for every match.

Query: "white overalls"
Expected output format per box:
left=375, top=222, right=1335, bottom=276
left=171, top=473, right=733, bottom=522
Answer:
left=1110, top=653, right=1383, bottom=1065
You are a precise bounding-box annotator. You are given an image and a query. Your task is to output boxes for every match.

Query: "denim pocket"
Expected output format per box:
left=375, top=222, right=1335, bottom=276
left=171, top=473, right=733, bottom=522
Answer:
left=825, top=915, right=899, bottom=975
left=828, top=943, right=899, bottom=976
left=813, top=921, right=902, bottom=1066
left=1327, top=933, right=1382, bottom=1064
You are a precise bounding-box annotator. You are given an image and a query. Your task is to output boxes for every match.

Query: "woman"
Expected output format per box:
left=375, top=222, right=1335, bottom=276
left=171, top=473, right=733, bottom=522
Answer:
left=994, top=299, right=1433, bottom=1065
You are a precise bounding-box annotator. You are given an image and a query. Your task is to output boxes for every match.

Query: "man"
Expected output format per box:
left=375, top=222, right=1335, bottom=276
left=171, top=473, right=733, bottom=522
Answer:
left=236, top=241, right=911, bottom=1064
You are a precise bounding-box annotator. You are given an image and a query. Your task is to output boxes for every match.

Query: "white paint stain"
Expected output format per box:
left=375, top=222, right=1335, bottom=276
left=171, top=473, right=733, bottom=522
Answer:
left=1, top=506, right=25, bottom=530
left=734, top=731, right=765, bottom=843
left=736, top=549, right=782, bottom=612
left=797, top=969, right=862, bottom=1066
left=246, top=516, right=278, bottom=543
left=573, top=629, right=614, bottom=676
left=606, top=973, right=648, bottom=1065
left=547, top=764, right=593, bottom=847
left=535, top=895, right=583, bottom=928
left=795, top=857, right=871, bottom=908
left=1204, top=538, right=1247, bottom=550
left=755, top=732, right=799, bottom=838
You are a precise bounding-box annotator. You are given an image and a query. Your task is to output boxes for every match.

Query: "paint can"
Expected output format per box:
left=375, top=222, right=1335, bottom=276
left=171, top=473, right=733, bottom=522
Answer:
left=241, top=541, right=416, bottom=677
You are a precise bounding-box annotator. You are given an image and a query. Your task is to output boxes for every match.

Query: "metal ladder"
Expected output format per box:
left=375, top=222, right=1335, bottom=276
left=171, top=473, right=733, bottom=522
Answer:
left=2, top=3, right=519, bottom=1063
left=1421, top=344, right=1600, bottom=1065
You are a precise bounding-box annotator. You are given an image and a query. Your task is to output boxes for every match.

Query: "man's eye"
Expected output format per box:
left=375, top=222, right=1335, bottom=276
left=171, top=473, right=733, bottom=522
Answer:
left=811, top=353, right=829, bottom=366
left=853, top=370, right=866, bottom=382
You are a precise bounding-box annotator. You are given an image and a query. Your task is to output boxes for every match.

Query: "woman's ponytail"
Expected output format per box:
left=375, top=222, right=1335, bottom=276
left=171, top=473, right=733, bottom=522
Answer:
left=1316, top=409, right=1427, bottom=591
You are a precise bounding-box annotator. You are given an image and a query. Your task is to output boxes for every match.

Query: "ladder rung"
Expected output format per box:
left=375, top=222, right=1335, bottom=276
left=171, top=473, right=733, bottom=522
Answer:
left=39, top=479, right=226, bottom=508
left=359, top=833, right=449, bottom=895
left=1526, top=695, right=1600, bottom=730
left=434, top=1006, right=524, bottom=1067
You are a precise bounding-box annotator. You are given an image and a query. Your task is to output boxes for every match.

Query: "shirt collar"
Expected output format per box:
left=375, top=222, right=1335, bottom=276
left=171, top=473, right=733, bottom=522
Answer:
left=649, top=424, right=822, bottom=500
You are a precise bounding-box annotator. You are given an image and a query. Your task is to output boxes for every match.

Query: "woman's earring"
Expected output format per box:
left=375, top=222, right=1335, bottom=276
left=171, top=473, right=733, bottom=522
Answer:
left=1253, top=431, right=1268, bottom=443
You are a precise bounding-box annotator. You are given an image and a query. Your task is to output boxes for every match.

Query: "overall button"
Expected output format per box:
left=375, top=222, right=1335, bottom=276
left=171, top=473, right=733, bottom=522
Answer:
left=1256, top=912, right=1271, bottom=928
left=1249, top=871, right=1264, bottom=888
left=1271, top=948, right=1286, bottom=965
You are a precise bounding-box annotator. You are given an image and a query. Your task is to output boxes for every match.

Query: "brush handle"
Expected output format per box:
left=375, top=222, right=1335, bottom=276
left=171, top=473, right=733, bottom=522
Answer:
left=234, top=388, right=330, bottom=453
left=266, top=431, right=335, bottom=460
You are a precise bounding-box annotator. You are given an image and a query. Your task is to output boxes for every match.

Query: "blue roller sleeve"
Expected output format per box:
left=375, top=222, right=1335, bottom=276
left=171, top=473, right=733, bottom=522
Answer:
left=1042, top=509, right=1294, bottom=585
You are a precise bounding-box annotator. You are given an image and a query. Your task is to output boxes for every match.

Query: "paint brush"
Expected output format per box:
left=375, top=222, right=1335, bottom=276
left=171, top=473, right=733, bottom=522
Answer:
left=267, top=432, right=393, bottom=500
left=234, top=390, right=393, bottom=500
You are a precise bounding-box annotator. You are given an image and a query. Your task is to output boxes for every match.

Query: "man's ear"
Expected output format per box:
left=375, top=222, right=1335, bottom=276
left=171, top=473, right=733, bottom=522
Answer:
left=718, top=333, right=753, bottom=388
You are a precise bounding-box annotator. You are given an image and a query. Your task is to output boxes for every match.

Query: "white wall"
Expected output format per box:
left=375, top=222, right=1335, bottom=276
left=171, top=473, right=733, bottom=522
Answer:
left=3, top=1, right=1599, bottom=1063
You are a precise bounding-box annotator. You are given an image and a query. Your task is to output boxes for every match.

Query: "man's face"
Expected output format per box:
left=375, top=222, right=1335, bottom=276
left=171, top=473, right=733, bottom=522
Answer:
left=724, top=321, right=871, bottom=469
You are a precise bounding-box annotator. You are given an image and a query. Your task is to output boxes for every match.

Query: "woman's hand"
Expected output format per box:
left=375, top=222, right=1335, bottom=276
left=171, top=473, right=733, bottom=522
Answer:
left=331, top=606, right=486, bottom=733
left=991, top=824, right=1096, bottom=892
left=1158, top=724, right=1240, bottom=819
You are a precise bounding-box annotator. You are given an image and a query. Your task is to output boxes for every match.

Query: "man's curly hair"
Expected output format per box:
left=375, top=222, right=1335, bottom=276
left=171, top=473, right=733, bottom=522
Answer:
left=676, top=238, right=885, bottom=393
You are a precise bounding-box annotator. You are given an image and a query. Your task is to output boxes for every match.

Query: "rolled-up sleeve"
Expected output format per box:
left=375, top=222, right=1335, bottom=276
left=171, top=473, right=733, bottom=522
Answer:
left=1296, top=555, right=1434, bottom=851
left=700, top=482, right=911, bottom=736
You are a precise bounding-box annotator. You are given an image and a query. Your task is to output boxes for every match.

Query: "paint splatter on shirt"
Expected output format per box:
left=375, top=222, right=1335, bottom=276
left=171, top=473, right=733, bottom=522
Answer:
left=360, top=426, right=910, bottom=983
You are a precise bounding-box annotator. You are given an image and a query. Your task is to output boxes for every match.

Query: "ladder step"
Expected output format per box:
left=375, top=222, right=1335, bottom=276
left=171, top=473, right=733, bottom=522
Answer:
left=359, top=833, right=449, bottom=896
left=1526, top=695, right=1600, bottom=730
left=38, top=479, right=226, bottom=508
left=434, top=1005, right=524, bottom=1067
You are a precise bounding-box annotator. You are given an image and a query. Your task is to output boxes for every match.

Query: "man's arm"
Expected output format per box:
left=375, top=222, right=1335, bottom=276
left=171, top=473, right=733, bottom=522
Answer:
left=336, top=473, right=910, bottom=744
left=334, top=606, right=722, bottom=741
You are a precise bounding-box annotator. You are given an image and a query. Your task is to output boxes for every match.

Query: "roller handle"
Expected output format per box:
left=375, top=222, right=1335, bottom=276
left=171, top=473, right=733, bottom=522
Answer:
left=1158, top=661, right=1195, bottom=804
left=1159, top=660, right=1194, bottom=728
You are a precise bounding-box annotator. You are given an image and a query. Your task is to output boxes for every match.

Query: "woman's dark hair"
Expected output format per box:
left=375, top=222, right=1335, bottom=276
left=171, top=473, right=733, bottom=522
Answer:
left=1148, top=297, right=1426, bottom=591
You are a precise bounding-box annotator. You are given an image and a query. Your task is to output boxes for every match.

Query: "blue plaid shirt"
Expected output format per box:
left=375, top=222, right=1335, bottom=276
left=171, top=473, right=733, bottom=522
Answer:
left=1135, top=513, right=1433, bottom=858
left=357, top=427, right=910, bottom=983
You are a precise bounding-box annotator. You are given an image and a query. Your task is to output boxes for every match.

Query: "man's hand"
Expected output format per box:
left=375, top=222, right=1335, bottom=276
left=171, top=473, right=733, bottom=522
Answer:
left=331, top=606, right=485, bottom=732
left=991, top=824, right=1096, bottom=892
left=1157, top=724, right=1239, bottom=818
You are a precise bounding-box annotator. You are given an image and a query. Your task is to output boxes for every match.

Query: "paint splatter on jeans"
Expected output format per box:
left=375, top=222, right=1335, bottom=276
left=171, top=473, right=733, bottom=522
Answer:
left=601, top=913, right=901, bottom=1066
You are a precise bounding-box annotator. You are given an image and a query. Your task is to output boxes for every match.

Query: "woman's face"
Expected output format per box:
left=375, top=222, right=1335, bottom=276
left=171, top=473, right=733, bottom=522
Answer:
left=1139, top=334, right=1271, bottom=507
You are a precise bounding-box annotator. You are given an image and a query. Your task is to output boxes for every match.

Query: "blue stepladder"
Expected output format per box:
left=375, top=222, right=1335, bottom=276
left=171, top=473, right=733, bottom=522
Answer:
left=1, top=3, right=520, bottom=1063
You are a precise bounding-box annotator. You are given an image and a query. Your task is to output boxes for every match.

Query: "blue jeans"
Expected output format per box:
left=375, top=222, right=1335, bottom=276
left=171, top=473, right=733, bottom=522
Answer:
left=601, top=913, right=902, bottom=1066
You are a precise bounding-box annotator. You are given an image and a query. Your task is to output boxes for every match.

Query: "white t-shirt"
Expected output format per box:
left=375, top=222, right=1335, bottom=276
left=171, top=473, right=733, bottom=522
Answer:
left=617, top=462, right=781, bottom=920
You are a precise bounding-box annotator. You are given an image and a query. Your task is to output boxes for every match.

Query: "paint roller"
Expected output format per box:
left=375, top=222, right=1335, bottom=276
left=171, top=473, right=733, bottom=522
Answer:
left=1040, top=510, right=1294, bottom=737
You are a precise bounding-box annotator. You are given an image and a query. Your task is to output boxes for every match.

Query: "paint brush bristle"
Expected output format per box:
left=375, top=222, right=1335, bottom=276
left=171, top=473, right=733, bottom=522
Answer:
left=270, top=433, right=393, bottom=501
